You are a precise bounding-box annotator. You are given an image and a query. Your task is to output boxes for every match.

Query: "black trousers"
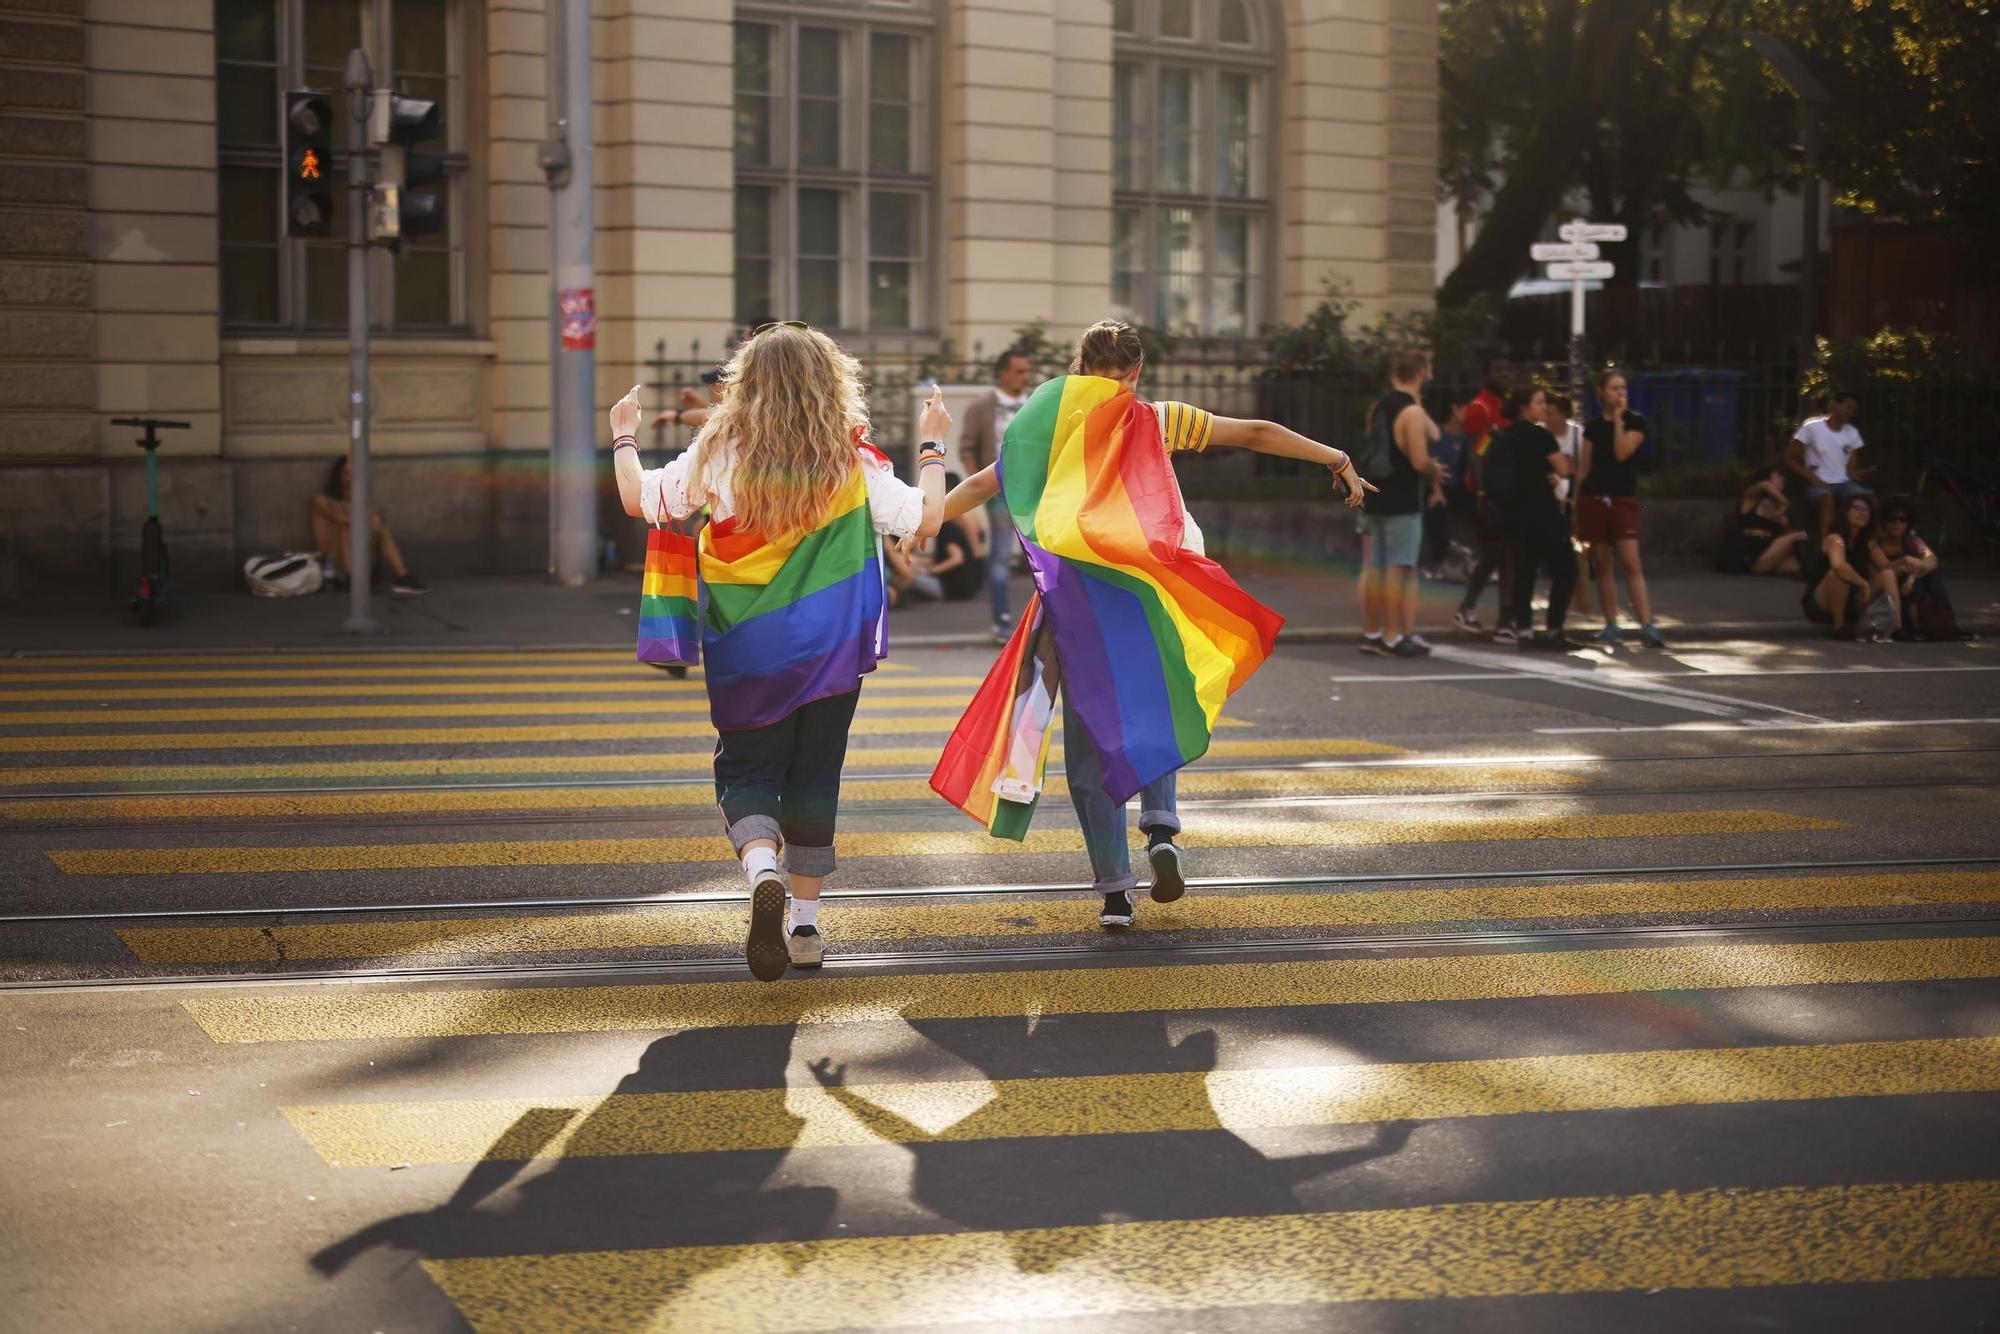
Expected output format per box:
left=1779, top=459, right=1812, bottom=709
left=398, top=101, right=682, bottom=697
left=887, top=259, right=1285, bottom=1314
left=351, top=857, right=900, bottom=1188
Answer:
left=712, top=688, right=860, bottom=876
left=1459, top=500, right=1513, bottom=623
left=1507, top=510, right=1578, bottom=634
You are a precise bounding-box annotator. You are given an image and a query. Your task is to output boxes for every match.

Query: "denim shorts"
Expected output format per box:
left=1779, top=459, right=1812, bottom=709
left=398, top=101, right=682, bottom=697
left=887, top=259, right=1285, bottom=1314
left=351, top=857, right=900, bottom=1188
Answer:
left=1359, top=512, right=1422, bottom=569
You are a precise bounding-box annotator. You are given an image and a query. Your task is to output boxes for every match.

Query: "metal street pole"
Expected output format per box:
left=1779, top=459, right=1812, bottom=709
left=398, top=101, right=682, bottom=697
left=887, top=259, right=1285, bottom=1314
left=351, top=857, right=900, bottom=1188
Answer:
left=1569, top=275, right=1586, bottom=418
left=1800, top=107, right=1822, bottom=365
left=1744, top=34, right=1832, bottom=370
left=342, top=47, right=377, bottom=634
left=542, top=0, right=597, bottom=585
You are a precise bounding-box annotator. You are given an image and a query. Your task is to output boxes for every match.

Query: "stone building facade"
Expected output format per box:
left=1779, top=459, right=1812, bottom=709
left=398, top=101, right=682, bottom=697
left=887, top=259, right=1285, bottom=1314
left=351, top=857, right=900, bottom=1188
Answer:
left=0, top=0, right=1435, bottom=595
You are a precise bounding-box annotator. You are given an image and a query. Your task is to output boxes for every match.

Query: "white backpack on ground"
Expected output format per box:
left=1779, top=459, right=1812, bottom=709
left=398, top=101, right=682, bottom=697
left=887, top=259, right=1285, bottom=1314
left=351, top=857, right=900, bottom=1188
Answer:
left=243, top=552, right=325, bottom=598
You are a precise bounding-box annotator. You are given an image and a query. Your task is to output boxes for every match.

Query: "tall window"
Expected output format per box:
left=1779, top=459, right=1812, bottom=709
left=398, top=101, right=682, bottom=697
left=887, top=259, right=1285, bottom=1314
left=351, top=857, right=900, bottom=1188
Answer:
left=1113, top=0, right=1271, bottom=336
left=215, top=0, right=467, bottom=333
left=734, top=3, right=933, bottom=333
left=1708, top=216, right=1754, bottom=287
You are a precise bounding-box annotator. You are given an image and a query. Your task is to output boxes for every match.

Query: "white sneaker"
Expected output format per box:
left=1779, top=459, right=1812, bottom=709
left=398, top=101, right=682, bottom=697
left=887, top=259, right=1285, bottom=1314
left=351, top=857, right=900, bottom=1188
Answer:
left=1492, top=626, right=1519, bottom=645
left=1453, top=608, right=1482, bottom=632
left=786, top=926, right=825, bottom=968
left=746, top=870, right=790, bottom=982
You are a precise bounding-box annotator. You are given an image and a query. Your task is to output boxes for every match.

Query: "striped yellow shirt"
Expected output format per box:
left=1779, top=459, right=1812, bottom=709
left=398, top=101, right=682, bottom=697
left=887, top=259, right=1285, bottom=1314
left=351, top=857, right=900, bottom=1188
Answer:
left=1155, top=400, right=1214, bottom=454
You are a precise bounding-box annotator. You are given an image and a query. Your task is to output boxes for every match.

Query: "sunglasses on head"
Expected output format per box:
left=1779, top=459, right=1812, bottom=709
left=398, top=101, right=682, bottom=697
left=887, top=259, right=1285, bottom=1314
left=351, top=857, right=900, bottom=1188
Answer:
left=752, top=320, right=810, bottom=336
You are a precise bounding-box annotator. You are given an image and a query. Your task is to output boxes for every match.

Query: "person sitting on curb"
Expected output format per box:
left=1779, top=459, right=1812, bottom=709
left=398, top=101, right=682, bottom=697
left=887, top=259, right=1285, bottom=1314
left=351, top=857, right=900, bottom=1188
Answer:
left=311, top=455, right=425, bottom=595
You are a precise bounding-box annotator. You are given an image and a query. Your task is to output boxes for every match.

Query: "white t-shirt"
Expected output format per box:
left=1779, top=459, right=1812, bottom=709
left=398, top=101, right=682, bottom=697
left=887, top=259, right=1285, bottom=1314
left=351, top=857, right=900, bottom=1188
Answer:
left=1797, top=416, right=1864, bottom=486
left=640, top=434, right=924, bottom=538
left=1552, top=419, right=1582, bottom=504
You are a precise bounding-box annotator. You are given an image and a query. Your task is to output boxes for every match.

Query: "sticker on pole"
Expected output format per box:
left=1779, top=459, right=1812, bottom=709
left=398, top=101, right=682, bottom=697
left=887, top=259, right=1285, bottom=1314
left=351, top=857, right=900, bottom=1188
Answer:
left=560, top=288, right=595, bottom=351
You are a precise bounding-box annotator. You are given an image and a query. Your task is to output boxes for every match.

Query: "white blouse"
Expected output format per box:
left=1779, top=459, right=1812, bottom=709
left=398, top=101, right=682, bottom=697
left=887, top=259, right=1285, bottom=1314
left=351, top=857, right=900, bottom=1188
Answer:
left=640, top=434, right=925, bottom=538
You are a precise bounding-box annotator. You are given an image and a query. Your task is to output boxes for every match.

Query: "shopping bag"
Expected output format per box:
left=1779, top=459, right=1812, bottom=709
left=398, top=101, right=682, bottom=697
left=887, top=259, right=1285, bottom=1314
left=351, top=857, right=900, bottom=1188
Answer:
left=636, top=523, right=700, bottom=665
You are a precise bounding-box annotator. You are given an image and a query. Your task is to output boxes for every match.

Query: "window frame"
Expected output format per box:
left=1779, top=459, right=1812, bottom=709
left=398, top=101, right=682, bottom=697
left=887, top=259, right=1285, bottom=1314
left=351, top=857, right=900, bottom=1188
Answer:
left=215, top=0, right=471, bottom=337
left=1112, top=0, right=1275, bottom=337
left=733, top=2, right=936, bottom=337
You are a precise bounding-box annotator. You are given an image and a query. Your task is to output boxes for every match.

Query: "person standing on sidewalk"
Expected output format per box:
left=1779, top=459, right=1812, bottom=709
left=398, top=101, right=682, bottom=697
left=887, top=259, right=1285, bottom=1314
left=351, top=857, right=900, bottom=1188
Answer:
left=1491, top=387, right=1577, bottom=648
left=609, top=324, right=948, bottom=980
left=1359, top=349, right=1442, bottom=658
left=959, top=346, right=1036, bottom=642
left=1455, top=359, right=1516, bottom=636
left=1577, top=370, right=1665, bottom=649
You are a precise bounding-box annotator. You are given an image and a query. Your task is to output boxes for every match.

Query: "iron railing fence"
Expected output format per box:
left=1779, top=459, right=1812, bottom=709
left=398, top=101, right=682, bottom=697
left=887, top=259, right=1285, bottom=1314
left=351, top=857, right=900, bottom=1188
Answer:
left=642, top=337, right=1995, bottom=499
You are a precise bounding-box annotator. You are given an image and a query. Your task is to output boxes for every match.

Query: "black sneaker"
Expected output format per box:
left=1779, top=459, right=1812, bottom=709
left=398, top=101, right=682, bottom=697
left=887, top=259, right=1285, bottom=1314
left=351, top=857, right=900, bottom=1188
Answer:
left=391, top=573, right=429, bottom=596
left=1358, top=635, right=1389, bottom=656
left=1147, top=839, right=1186, bottom=903
left=746, top=870, right=790, bottom=981
left=1099, top=891, right=1135, bottom=929
left=1390, top=637, right=1428, bottom=658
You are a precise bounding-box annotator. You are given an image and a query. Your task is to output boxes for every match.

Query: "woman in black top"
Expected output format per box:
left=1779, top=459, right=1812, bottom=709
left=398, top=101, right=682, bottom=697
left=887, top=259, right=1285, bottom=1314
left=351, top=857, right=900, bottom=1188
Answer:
left=1576, top=370, right=1663, bottom=648
left=1802, top=493, right=1896, bottom=640
left=1492, top=387, right=1577, bottom=648
left=1735, top=470, right=1808, bottom=577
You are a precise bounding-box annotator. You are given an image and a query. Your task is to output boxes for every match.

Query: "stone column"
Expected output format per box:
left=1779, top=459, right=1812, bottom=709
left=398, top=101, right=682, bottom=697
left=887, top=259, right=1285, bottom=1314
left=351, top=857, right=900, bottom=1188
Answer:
left=1279, top=0, right=1437, bottom=323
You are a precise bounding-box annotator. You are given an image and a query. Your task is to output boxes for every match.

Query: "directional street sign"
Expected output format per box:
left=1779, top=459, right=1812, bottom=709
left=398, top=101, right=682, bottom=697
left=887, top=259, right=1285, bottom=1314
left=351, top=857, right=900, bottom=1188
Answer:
left=1531, top=242, right=1600, bottom=263
left=1545, top=261, right=1616, bottom=281
left=1559, top=222, right=1628, bottom=244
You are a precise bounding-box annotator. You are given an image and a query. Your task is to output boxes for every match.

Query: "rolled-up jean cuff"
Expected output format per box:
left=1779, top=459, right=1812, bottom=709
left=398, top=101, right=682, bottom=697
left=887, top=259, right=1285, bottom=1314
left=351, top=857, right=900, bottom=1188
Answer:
left=785, top=843, right=836, bottom=877
left=724, top=814, right=783, bottom=856
left=1138, top=809, right=1180, bottom=838
left=1093, top=872, right=1139, bottom=894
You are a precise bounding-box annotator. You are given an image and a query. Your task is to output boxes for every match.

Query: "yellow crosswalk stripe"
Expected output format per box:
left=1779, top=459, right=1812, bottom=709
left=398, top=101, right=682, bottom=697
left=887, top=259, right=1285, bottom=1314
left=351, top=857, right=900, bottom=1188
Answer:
left=119, top=871, right=2000, bottom=965
left=421, top=1180, right=2000, bottom=1330
left=0, top=651, right=912, bottom=670
left=57, top=810, right=1835, bottom=876
left=0, top=736, right=1400, bottom=788
left=17, top=764, right=1574, bottom=823
left=0, top=676, right=987, bottom=701
left=177, top=931, right=1973, bottom=1043
left=0, top=695, right=985, bottom=724
left=283, top=1034, right=2000, bottom=1165
left=0, top=716, right=1017, bottom=754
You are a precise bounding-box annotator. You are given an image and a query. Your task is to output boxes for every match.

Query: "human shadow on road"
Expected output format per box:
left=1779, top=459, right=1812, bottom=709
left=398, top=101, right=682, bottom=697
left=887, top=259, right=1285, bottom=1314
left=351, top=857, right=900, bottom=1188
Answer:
left=311, top=1021, right=836, bottom=1277
left=809, top=1012, right=1411, bottom=1273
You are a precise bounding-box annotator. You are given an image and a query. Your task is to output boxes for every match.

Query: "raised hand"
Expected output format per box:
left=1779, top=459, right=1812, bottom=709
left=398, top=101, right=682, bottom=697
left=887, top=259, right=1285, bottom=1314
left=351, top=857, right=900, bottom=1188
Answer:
left=609, top=383, right=644, bottom=440
left=919, top=384, right=952, bottom=443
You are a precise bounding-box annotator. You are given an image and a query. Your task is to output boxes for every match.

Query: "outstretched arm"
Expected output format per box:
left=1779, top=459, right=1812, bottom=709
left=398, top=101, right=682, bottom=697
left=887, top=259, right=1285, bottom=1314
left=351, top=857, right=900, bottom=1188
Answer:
left=944, top=464, right=1000, bottom=522
left=1207, top=416, right=1374, bottom=507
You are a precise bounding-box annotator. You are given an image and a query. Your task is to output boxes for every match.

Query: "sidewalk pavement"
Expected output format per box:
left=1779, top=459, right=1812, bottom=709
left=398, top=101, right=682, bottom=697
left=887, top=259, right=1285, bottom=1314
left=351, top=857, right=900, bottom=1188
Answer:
left=6, top=563, right=1994, bottom=656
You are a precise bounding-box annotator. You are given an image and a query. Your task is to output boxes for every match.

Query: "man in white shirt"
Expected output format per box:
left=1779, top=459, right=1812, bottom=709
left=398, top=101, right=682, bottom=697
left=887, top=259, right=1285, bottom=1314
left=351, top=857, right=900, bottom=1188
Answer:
left=958, top=347, right=1035, bottom=641
left=1785, top=391, right=1870, bottom=536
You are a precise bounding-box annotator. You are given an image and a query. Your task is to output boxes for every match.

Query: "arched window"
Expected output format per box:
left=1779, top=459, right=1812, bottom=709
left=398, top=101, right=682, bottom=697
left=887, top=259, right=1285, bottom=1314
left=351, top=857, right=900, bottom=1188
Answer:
left=1112, top=0, right=1273, bottom=336
left=734, top=1, right=934, bottom=333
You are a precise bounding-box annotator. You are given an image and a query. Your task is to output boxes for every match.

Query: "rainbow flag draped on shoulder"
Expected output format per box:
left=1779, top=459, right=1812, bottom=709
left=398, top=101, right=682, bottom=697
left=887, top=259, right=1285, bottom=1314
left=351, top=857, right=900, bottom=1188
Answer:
left=666, top=463, right=886, bottom=731
left=930, top=375, right=1282, bottom=837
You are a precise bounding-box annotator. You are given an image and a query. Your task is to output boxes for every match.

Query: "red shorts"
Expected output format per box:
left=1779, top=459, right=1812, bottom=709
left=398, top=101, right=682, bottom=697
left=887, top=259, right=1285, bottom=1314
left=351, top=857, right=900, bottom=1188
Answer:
left=1576, top=494, right=1641, bottom=544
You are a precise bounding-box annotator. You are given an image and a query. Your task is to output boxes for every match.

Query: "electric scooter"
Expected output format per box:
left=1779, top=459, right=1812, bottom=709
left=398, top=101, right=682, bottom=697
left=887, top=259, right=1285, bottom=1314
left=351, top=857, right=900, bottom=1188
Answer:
left=110, top=417, right=190, bottom=626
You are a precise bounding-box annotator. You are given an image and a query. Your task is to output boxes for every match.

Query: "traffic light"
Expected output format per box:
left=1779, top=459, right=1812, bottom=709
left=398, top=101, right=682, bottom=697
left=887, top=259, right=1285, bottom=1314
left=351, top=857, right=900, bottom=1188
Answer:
left=368, top=92, right=445, bottom=246
left=283, top=91, right=334, bottom=238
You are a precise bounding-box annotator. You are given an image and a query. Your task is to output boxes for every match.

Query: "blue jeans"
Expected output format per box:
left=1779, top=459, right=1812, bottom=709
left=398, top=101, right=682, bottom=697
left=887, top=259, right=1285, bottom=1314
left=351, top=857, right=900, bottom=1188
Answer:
left=986, top=496, right=1013, bottom=625
left=1062, top=695, right=1180, bottom=893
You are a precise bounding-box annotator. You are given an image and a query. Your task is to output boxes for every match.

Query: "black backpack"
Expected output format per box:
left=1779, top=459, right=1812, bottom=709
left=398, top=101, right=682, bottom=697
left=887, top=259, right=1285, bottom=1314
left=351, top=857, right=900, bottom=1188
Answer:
left=1354, top=396, right=1397, bottom=481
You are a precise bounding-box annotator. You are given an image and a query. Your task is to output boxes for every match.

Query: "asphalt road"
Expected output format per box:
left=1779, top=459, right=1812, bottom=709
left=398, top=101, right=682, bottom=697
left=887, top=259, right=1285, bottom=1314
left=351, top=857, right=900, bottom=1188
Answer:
left=2, top=633, right=1998, bottom=1332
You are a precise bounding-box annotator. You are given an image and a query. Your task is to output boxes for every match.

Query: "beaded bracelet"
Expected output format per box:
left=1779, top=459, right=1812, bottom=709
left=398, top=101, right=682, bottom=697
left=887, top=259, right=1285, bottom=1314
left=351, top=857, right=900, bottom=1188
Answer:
left=613, top=436, right=639, bottom=454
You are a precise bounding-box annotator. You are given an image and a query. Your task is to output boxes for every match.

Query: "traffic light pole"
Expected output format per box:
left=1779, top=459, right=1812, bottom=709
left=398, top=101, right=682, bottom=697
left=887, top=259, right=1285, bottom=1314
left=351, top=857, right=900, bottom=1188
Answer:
left=544, top=0, right=598, bottom=586
left=342, top=48, right=378, bottom=635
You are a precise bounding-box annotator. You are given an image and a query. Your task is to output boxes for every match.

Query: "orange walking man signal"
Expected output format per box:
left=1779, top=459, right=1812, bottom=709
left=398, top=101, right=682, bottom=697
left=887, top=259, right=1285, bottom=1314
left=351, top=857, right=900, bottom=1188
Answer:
left=299, top=147, right=322, bottom=180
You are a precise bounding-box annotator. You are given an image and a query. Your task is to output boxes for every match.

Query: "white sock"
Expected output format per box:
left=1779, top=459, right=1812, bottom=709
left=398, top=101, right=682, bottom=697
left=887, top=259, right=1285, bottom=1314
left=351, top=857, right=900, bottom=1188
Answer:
left=742, top=846, right=780, bottom=886
left=790, top=897, right=820, bottom=930
left=1383, top=635, right=1404, bottom=648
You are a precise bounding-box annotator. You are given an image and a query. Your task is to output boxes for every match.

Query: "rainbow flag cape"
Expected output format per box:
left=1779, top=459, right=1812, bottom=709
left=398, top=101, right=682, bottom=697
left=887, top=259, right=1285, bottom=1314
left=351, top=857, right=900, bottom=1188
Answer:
left=931, top=375, right=1283, bottom=835
left=636, top=524, right=700, bottom=665
left=698, top=465, right=886, bottom=731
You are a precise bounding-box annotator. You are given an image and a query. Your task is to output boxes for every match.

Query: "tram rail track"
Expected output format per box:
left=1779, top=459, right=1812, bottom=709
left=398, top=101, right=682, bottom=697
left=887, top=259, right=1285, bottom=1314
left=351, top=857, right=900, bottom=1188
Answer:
left=5, top=910, right=1996, bottom=994
left=6, top=854, right=1997, bottom=927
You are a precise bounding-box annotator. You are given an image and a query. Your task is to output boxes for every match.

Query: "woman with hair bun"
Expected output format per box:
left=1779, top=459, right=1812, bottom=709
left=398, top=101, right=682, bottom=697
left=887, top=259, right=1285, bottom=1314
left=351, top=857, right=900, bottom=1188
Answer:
left=933, top=319, right=1374, bottom=930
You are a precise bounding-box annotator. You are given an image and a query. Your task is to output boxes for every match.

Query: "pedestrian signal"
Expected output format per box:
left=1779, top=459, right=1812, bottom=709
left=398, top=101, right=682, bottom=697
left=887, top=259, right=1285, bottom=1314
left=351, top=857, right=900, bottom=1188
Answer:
left=367, top=92, right=446, bottom=245
left=284, top=91, right=334, bottom=238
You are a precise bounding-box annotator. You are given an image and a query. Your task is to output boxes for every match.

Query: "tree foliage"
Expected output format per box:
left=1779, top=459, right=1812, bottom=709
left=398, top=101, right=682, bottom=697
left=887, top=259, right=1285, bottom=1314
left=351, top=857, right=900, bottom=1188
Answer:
left=1438, top=0, right=2000, bottom=306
